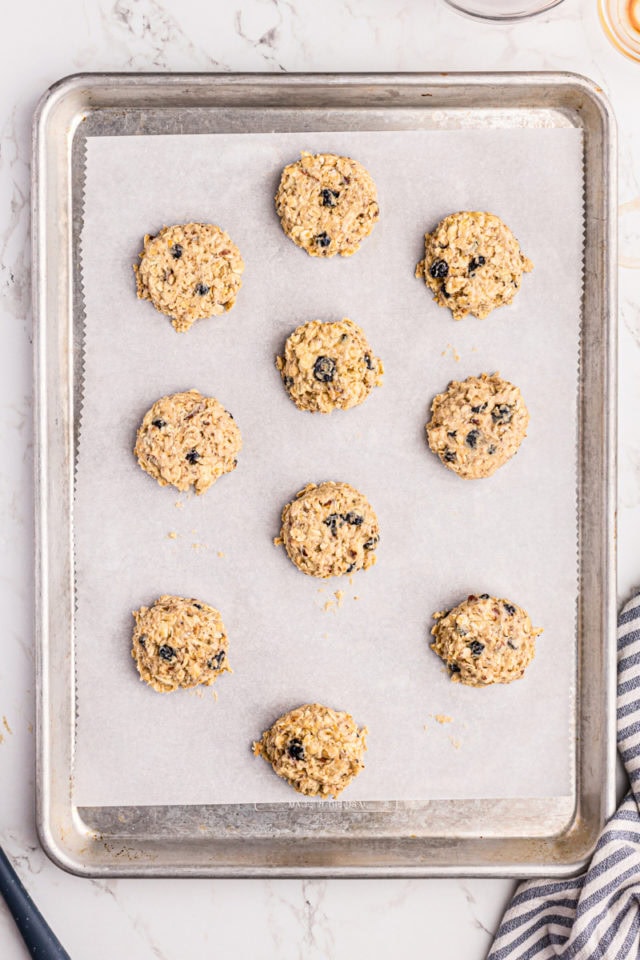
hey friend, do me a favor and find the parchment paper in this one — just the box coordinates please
[74,128,583,806]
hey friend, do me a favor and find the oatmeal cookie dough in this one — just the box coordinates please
[132,594,230,693]
[252,703,368,798]
[276,318,384,413]
[275,152,380,258]
[426,373,529,480]
[415,211,533,320]
[134,389,242,495]
[276,481,380,578]
[134,223,244,332]
[431,594,542,686]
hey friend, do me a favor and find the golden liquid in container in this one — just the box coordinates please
[599,0,640,61]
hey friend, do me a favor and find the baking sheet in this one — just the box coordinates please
[74,128,583,807]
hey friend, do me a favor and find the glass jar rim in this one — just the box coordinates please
[442,0,565,22]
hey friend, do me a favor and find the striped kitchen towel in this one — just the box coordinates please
[488,594,640,960]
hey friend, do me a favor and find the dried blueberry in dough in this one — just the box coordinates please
[275,481,380,578]
[252,703,368,798]
[430,594,542,686]
[132,595,230,693]
[275,152,380,258]
[426,373,529,479]
[134,222,244,332]
[276,318,383,413]
[415,211,533,320]
[134,389,242,495]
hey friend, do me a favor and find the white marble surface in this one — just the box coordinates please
[0,1,638,957]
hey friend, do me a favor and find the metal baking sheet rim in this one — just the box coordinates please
[32,72,618,878]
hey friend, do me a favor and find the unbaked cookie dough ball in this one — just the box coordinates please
[134,222,244,332]
[426,372,529,479]
[252,703,368,798]
[430,594,542,686]
[132,595,230,693]
[415,211,533,320]
[276,318,384,413]
[276,481,380,578]
[134,389,242,495]
[275,152,380,258]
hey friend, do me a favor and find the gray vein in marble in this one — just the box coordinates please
[11,852,44,877]
[0,839,43,885]
[262,879,289,954]
[342,0,384,48]
[0,107,31,327]
[300,879,334,959]
[90,879,172,959]
[100,0,229,70]
[377,878,414,909]
[459,880,495,940]
[621,289,640,347]
[140,932,171,960]
[234,9,286,72]
[91,877,121,902]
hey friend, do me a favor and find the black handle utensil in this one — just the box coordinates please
[0,844,71,959]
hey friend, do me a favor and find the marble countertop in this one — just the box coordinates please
[1,1,638,957]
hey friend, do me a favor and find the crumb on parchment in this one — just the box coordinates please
[441,343,461,362]
[425,713,454,727]
[323,590,347,613]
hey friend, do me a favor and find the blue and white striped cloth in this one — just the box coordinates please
[488,594,640,960]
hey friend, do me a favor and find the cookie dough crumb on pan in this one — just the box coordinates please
[276,318,384,413]
[134,389,242,495]
[415,211,533,320]
[134,222,244,332]
[275,152,380,258]
[252,703,368,798]
[430,594,542,687]
[132,595,230,693]
[277,481,380,578]
[426,372,529,479]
